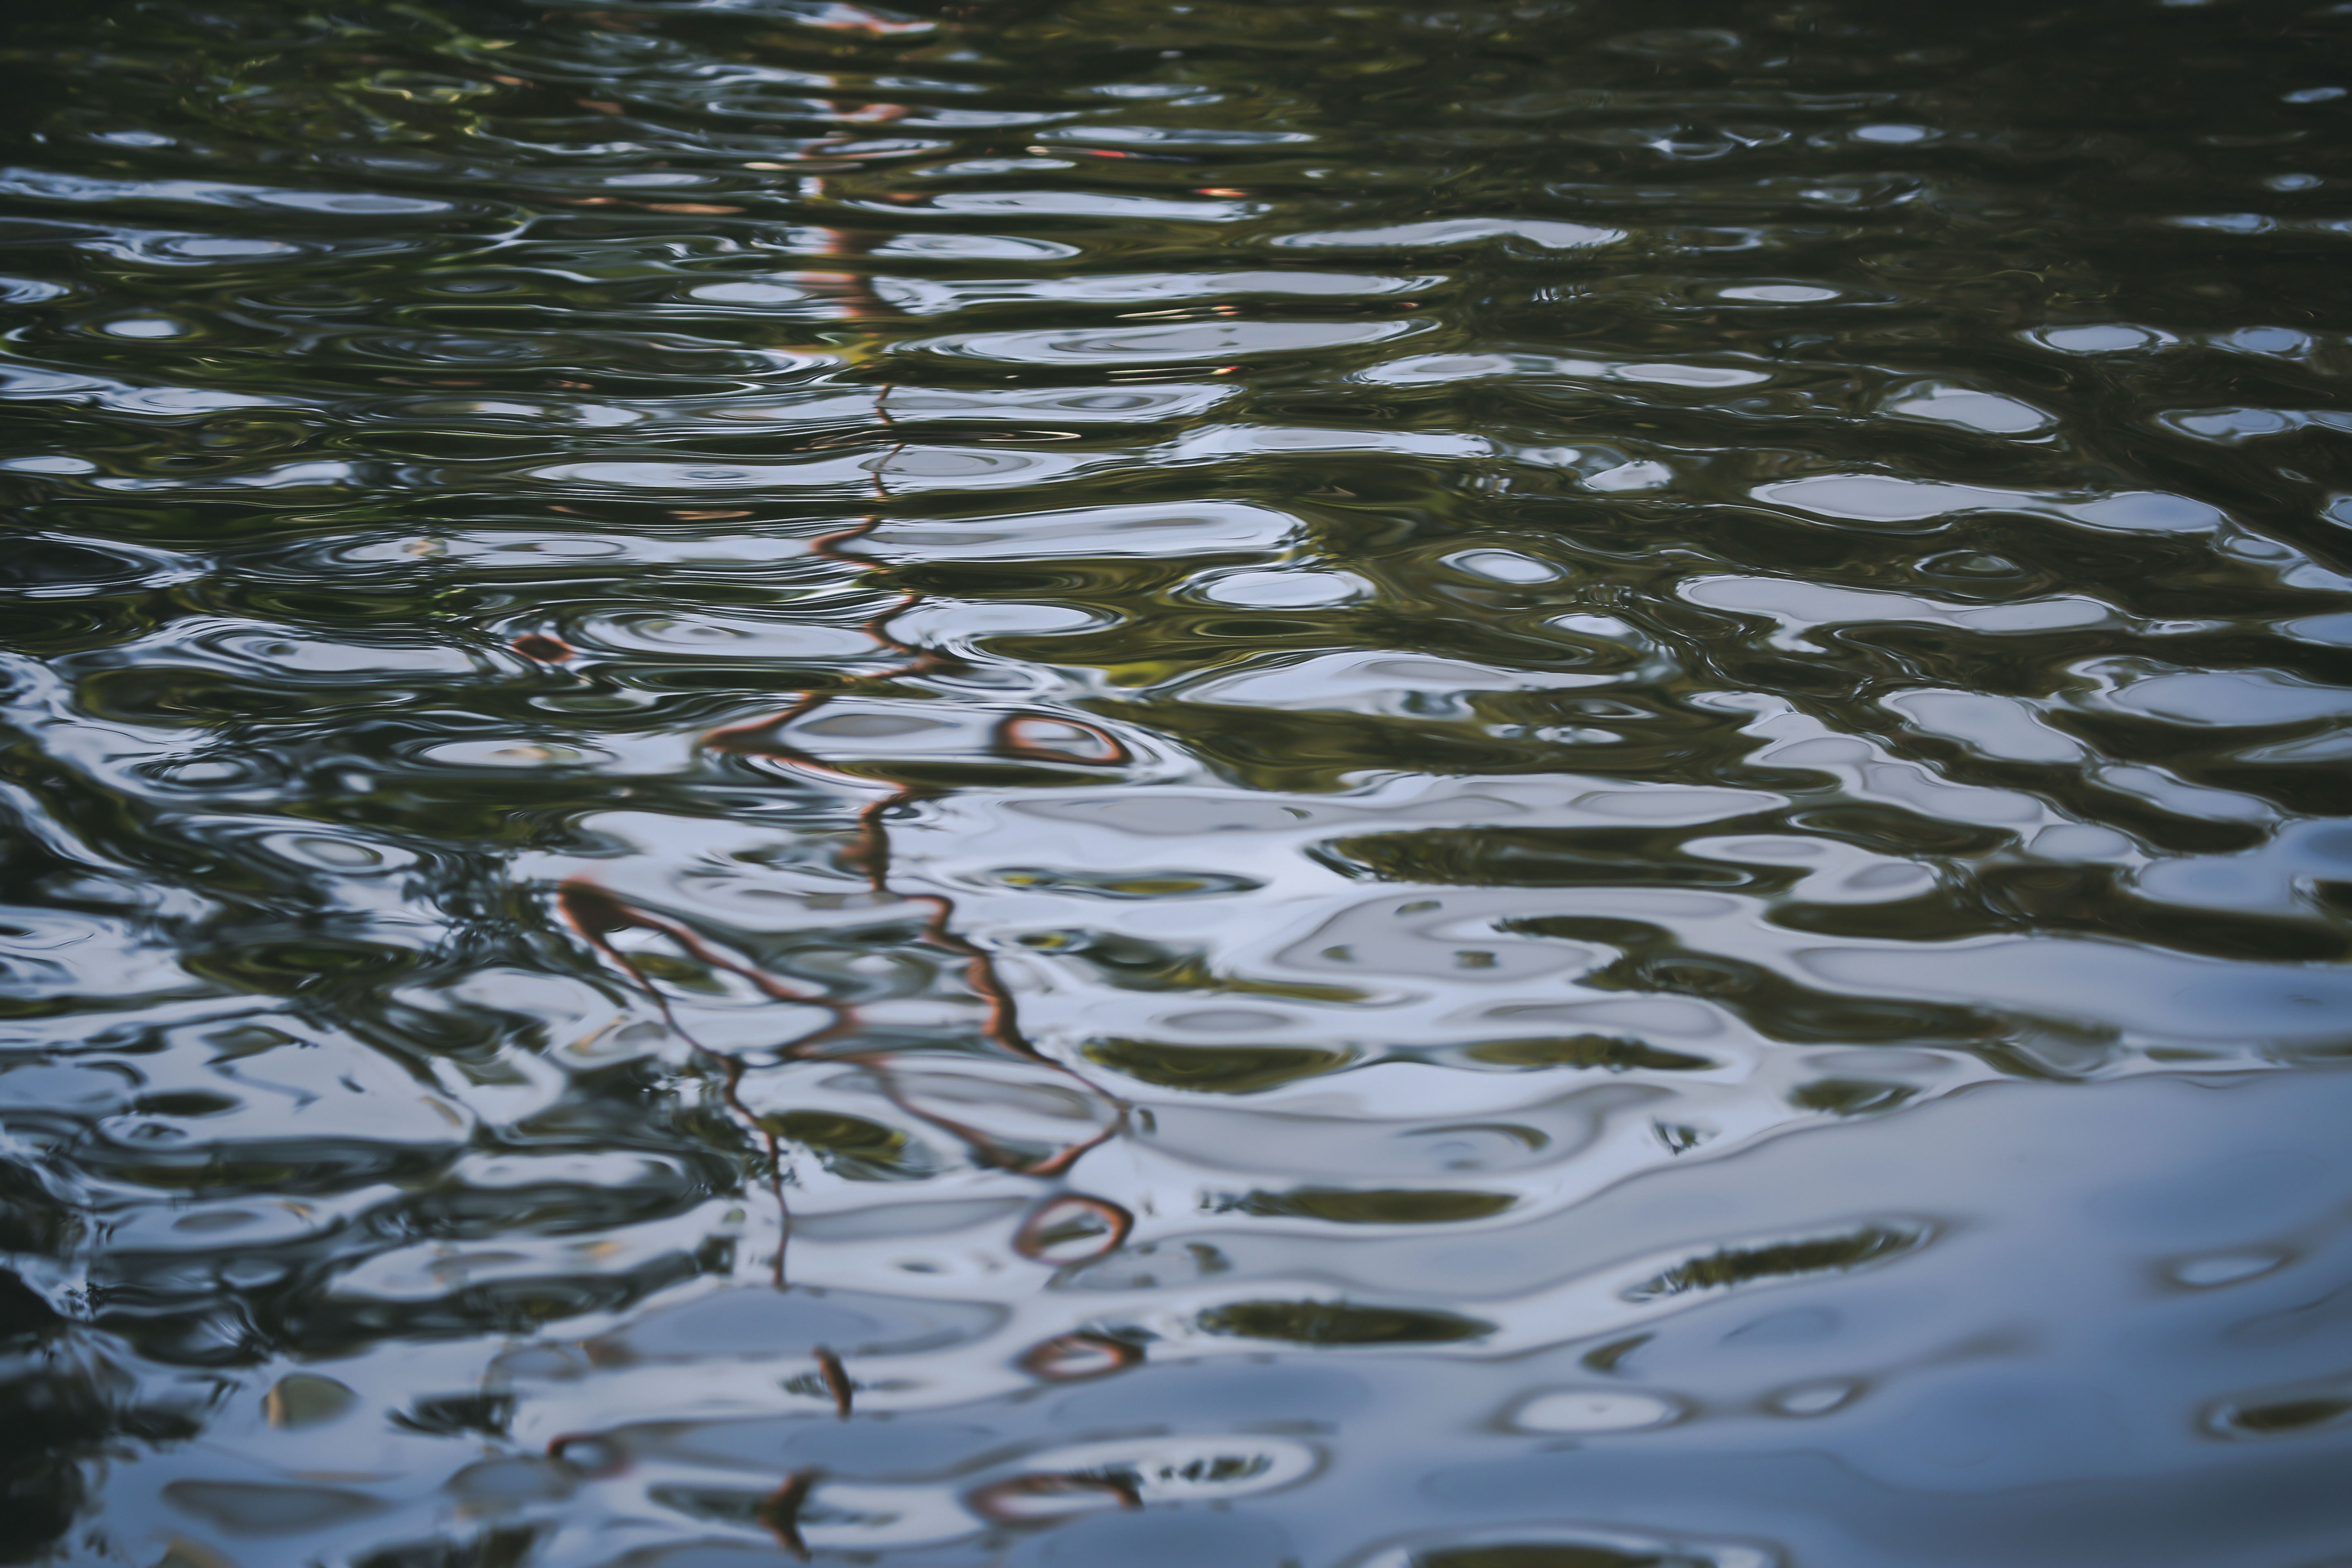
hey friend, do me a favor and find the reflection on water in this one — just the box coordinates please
[1,0,2350,1563]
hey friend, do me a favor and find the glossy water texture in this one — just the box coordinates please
[4,2,2352,1564]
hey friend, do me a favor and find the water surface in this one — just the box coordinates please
[3,2,2351,1565]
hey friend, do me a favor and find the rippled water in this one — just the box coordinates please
[3,1,2352,1564]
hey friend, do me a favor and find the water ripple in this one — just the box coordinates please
[2,2,2351,1565]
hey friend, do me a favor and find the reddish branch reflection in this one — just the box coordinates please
[1014,1194,1135,1263]
[757,1467,822,1561]
[1018,1332,1146,1383]
[815,1345,854,1419]
[968,1470,1143,1525]
[560,331,1133,1305]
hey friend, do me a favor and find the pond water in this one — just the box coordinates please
[2,2,2351,1565]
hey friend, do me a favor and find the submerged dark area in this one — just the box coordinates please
[2,0,2350,1564]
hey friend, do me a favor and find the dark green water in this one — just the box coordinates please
[3,1,2352,1564]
